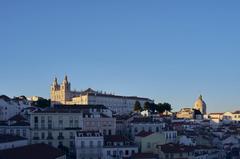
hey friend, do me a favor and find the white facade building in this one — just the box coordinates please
[0,95,31,121]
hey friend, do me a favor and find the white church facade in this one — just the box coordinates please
[50,76,153,114]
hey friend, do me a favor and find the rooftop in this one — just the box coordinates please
[8,114,26,122]
[34,104,108,113]
[104,135,131,143]
[131,117,162,124]
[0,143,65,159]
[157,143,195,153]
[0,134,27,144]
[135,131,154,137]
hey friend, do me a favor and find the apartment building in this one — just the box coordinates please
[30,105,115,155]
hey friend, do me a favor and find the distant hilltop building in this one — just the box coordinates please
[50,76,153,114]
[193,95,206,115]
[176,95,207,119]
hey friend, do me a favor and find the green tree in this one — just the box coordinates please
[149,103,157,113]
[133,101,142,112]
[144,101,150,111]
[156,103,165,114]
[32,98,51,108]
[162,102,172,112]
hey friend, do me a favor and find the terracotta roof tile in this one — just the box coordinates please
[0,143,65,159]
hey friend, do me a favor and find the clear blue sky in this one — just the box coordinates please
[1,0,240,112]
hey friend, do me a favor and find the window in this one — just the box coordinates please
[58,116,63,128]
[107,150,111,156]
[48,116,52,129]
[74,120,79,127]
[58,132,64,139]
[41,116,45,129]
[81,141,85,148]
[33,132,39,140]
[16,129,20,135]
[90,141,93,148]
[70,132,74,139]
[148,127,152,132]
[70,141,74,148]
[10,129,14,134]
[103,130,106,135]
[180,153,183,157]
[156,127,159,132]
[125,150,129,155]
[58,141,63,147]
[69,117,73,127]
[34,116,39,129]
[119,150,123,156]
[34,132,38,137]
[34,116,38,123]
[41,132,45,139]
[97,141,101,147]
[47,132,53,139]
[113,150,116,156]
[166,154,169,159]
[147,142,151,148]
[23,129,26,137]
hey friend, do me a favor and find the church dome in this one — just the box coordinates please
[194,95,206,114]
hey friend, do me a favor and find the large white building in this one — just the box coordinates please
[50,76,153,114]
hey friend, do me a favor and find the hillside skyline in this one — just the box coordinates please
[1,1,240,112]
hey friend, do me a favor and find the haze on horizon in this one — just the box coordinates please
[0,1,240,113]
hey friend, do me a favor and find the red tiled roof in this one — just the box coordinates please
[158,143,195,153]
[0,134,26,143]
[8,114,26,122]
[135,131,154,137]
[0,143,65,159]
